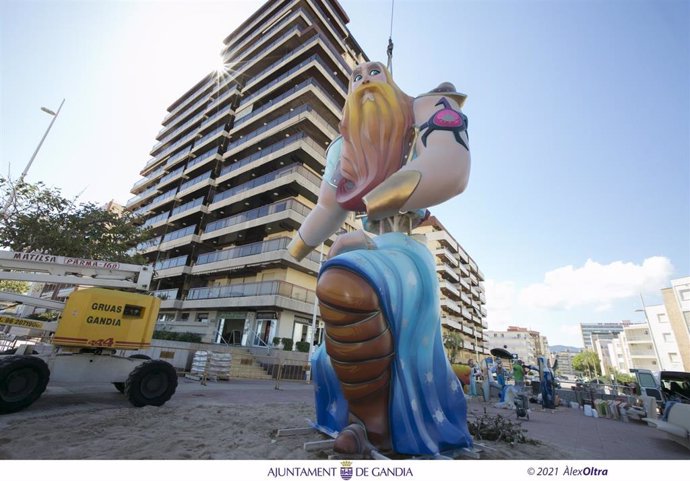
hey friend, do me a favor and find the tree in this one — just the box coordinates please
[572,350,602,379]
[0,280,30,294]
[443,330,463,363]
[0,177,150,263]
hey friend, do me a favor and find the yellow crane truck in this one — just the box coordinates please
[0,251,177,413]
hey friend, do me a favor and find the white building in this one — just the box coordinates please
[639,276,690,371]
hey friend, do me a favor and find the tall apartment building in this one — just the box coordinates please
[579,321,632,351]
[412,216,488,360]
[126,0,366,347]
[554,350,578,378]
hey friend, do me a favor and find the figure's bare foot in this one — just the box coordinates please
[333,423,373,455]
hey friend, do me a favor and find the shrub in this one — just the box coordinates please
[281,337,294,351]
[295,341,310,353]
[153,330,202,343]
[272,336,282,346]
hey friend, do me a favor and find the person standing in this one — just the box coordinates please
[468,359,478,396]
[513,359,525,391]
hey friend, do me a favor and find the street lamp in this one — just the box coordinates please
[306,243,325,382]
[1,99,65,217]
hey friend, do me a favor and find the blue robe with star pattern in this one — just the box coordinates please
[311,232,473,455]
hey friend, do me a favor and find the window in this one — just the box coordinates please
[680,289,690,301]
[663,333,673,343]
[196,312,209,323]
[181,313,190,321]
[669,353,679,363]
[657,313,668,323]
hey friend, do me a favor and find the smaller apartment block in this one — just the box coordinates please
[413,216,488,360]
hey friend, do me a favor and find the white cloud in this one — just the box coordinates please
[484,279,517,331]
[518,256,674,311]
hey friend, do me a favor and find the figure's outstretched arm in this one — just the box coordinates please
[287,179,348,261]
[363,92,471,220]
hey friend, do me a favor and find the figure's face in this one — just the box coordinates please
[350,62,387,91]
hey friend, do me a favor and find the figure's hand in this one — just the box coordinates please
[328,230,376,259]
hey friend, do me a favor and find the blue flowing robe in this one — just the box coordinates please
[311,232,473,455]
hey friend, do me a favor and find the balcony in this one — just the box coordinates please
[126,185,159,209]
[169,196,206,222]
[439,280,461,300]
[185,149,221,175]
[441,317,463,332]
[435,263,459,283]
[177,171,214,198]
[154,255,190,277]
[155,111,206,151]
[131,167,165,194]
[158,166,186,189]
[457,262,470,277]
[152,288,182,309]
[136,235,162,253]
[201,198,311,241]
[226,105,336,157]
[184,279,316,313]
[161,77,216,125]
[223,0,294,54]
[189,125,229,157]
[239,52,344,116]
[210,164,319,212]
[219,133,326,184]
[193,236,322,275]
[227,23,302,71]
[158,225,198,252]
[145,188,178,212]
[434,247,459,267]
[142,210,170,229]
[426,230,458,253]
[440,298,462,316]
[237,74,342,132]
[152,128,201,163]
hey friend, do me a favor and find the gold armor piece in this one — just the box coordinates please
[362,170,422,221]
[287,232,314,261]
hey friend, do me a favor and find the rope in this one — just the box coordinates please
[386,0,395,73]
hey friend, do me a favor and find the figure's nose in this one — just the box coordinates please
[362,78,370,85]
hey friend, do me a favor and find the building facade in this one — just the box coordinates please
[640,276,690,371]
[127,0,366,347]
[412,216,488,361]
[553,350,578,378]
[126,0,488,355]
[485,326,543,366]
[579,321,632,351]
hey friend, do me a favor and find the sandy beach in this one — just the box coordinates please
[0,378,686,461]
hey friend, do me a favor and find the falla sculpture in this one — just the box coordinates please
[288,61,472,456]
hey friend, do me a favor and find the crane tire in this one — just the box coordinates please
[0,355,50,414]
[125,360,177,407]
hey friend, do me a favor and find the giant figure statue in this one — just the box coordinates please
[288,61,472,456]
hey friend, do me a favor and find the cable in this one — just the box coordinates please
[386,0,395,74]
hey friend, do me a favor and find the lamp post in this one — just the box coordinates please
[2,99,65,217]
[306,243,325,382]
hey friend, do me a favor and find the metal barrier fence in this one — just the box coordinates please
[228,349,311,389]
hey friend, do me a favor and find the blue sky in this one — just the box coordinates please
[1,0,688,347]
